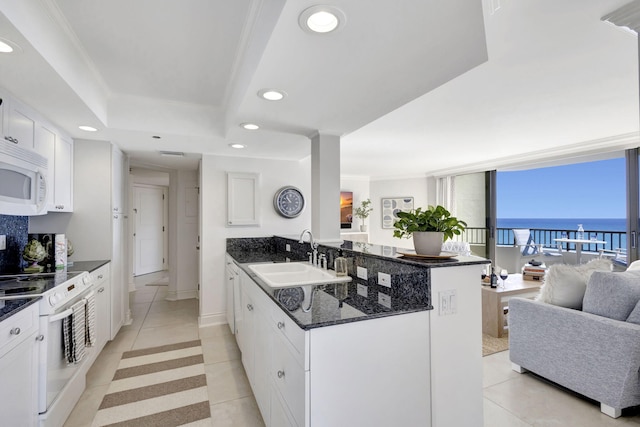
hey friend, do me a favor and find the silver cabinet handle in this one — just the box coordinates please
[35,335,44,341]
[229,276,234,280]
[10,327,20,335]
[277,321,285,329]
[277,370,285,379]
[98,287,105,293]
[247,304,253,311]
[98,274,104,279]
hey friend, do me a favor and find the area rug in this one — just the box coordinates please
[146,277,169,286]
[92,340,211,426]
[483,332,509,356]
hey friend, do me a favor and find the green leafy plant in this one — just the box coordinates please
[392,205,467,241]
[354,199,373,220]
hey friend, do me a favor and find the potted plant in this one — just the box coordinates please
[354,198,373,232]
[392,205,467,255]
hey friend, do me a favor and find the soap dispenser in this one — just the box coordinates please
[334,250,348,277]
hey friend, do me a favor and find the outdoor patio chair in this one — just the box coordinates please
[513,228,563,263]
[599,248,627,271]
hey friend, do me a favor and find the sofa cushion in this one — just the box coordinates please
[626,300,640,325]
[535,259,611,309]
[582,270,640,321]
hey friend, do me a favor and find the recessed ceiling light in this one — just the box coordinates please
[229,143,246,149]
[241,123,260,130]
[78,125,98,132]
[0,38,20,54]
[299,6,346,34]
[258,89,286,101]
[152,135,161,139]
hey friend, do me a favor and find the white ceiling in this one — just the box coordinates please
[0,0,637,176]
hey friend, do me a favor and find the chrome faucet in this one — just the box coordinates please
[299,229,319,266]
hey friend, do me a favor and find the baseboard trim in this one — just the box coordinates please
[198,312,226,328]
[165,289,197,301]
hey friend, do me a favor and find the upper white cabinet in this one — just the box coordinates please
[53,135,73,212]
[3,97,36,150]
[227,172,260,226]
[34,124,56,209]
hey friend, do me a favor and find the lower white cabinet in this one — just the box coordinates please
[0,304,40,426]
[237,270,431,427]
[93,264,111,352]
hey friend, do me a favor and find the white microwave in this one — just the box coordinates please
[0,139,48,216]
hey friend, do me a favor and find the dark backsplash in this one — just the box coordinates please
[0,215,28,274]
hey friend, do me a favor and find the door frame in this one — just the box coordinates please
[132,183,169,276]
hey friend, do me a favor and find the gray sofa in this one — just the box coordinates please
[509,269,640,418]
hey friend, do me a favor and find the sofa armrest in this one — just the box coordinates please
[509,297,640,409]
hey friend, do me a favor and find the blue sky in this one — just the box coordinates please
[497,157,626,219]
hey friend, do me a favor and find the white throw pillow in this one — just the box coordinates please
[627,260,640,271]
[535,258,612,309]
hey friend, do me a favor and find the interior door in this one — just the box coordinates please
[134,185,167,276]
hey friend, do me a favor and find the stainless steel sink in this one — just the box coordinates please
[248,262,352,288]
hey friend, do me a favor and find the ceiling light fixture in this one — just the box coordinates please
[159,151,184,157]
[152,135,161,139]
[78,125,98,132]
[299,6,346,34]
[241,123,260,130]
[0,38,20,54]
[258,89,286,101]
[229,143,246,149]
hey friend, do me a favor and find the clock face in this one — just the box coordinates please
[275,287,304,311]
[274,186,305,218]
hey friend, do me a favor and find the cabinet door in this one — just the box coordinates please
[111,216,124,339]
[239,286,256,383]
[5,98,35,149]
[225,266,236,334]
[34,125,56,210]
[0,332,39,425]
[227,172,260,226]
[94,266,111,351]
[53,135,73,211]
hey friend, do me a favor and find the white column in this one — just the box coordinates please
[310,132,341,243]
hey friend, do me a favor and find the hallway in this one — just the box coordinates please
[63,271,264,426]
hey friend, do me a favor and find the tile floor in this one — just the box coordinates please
[65,272,640,426]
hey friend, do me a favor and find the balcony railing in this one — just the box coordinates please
[454,227,626,254]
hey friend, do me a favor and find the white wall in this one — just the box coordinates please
[199,155,312,326]
[130,167,170,186]
[368,177,431,248]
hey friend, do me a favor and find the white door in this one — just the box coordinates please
[134,185,167,276]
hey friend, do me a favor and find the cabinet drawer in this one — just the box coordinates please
[270,304,307,365]
[271,334,306,427]
[0,304,39,357]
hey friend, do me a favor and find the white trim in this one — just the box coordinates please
[198,312,227,328]
[165,289,197,301]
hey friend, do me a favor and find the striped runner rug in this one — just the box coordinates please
[93,340,212,426]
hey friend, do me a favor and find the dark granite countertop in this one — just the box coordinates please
[0,297,39,323]
[69,260,110,273]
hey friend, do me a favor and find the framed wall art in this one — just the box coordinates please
[381,197,414,229]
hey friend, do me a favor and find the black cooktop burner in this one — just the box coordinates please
[0,271,85,296]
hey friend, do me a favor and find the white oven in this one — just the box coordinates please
[0,139,48,216]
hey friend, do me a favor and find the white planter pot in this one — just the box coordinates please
[413,231,444,255]
[360,224,367,232]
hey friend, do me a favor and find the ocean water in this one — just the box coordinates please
[497,218,625,232]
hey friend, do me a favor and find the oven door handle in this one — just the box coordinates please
[49,308,74,323]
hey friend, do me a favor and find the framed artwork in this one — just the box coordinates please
[340,191,353,229]
[381,197,414,229]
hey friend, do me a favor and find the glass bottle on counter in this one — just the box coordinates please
[490,266,498,288]
[334,250,348,276]
[577,224,584,240]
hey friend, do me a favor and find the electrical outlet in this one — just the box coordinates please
[378,272,391,287]
[285,244,291,252]
[357,283,368,297]
[378,292,391,308]
[356,266,368,280]
[0,235,5,250]
[439,290,457,316]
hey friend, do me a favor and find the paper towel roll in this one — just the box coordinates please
[55,234,67,270]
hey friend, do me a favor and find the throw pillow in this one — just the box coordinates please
[582,270,640,321]
[627,260,640,271]
[535,258,612,309]
[626,299,640,325]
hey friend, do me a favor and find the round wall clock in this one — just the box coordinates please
[273,186,305,218]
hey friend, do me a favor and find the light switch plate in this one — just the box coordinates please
[356,266,368,280]
[285,244,291,252]
[378,292,391,308]
[439,290,457,316]
[357,283,368,298]
[0,235,5,251]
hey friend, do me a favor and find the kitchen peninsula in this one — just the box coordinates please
[226,236,488,427]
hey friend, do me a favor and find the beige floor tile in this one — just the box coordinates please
[484,398,532,427]
[201,333,241,365]
[131,289,158,303]
[63,384,109,427]
[149,298,198,313]
[85,351,122,387]
[199,324,233,339]
[484,373,628,427]
[101,329,138,355]
[205,359,253,405]
[142,307,198,328]
[209,396,265,427]
[132,323,200,350]
[483,350,520,389]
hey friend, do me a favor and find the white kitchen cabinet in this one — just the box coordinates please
[93,264,111,352]
[237,269,430,427]
[2,96,36,150]
[0,304,40,426]
[53,134,73,212]
[34,124,56,209]
[111,214,124,338]
[225,256,239,334]
[227,172,260,226]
